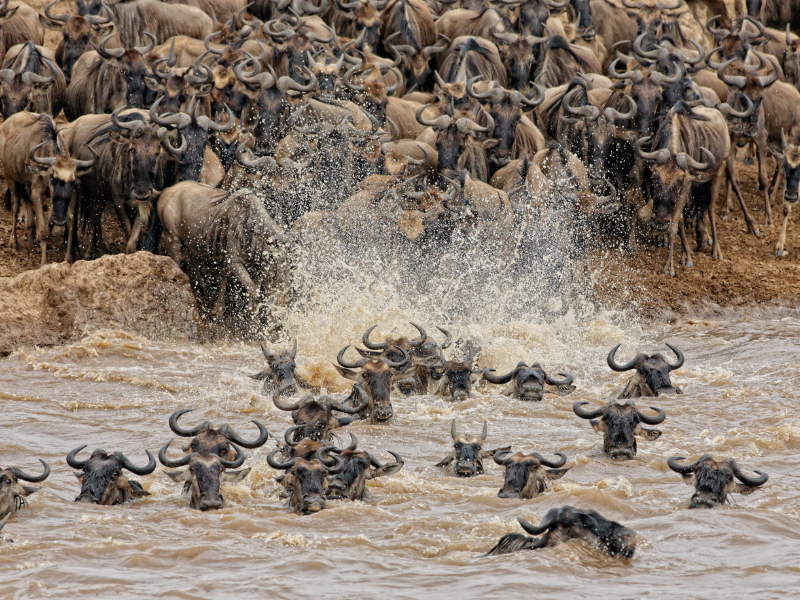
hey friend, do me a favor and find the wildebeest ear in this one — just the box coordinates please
[274,474,285,483]
[96,25,114,37]
[221,467,251,483]
[435,454,455,467]
[544,467,570,480]
[108,130,127,143]
[590,419,607,432]
[249,368,271,380]
[371,461,404,479]
[126,480,150,498]
[73,471,84,478]
[26,162,50,175]
[734,483,759,495]
[164,469,188,482]
[21,485,41,496]
[333,364,359,381]
[638,427,661,441]
[39,14,64,31]
[481,138,499,149]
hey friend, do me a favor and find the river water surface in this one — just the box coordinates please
[1,307,799,599]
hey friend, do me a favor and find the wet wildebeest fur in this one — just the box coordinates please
[434,343,481,401]
[0,459,49,520]
[483,362,575,401]
[607,343,684,398]
[267,445,345,513]
[326,434,404,500]
[159,438,249,510]
[436,419,508,477]
[167,408,270,459]
[250,339,316,396]
[67,446,157,504]
[573,399,666,460]
[668,454,769,509]
[494,450,569,499]
[481,506,636,558]
[273,383,368,443]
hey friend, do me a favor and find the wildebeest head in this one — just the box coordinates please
[249,338,309,394]
[483,362,574,401]
[607,342,684,397]
[436,419,497,477]
[159,439,249,510]
[573,399,666,460]
[342,59,401,124]
[669,454,769,508]
[273,385,368,442]
[67,446,156,504]
[0,49,59,118]
[167,409,269,460]
[494,450,569,499]
[326,434,404,500]
[267,445,344,513]
[389,34,449,93]
[489,21,548,90]
[482,506,636,558]
[335,345,409,421]
[779,127,800,203]
[0,459,49,520]
[94,33,156,109]
[41,0,113,82]
[27,140,96,227]
[437,343,479,401]
[715,52,779,139]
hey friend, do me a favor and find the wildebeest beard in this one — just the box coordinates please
[495,451,569,499]
[669,454,769,509]
[574,400,666,460]
[0,460,49,519]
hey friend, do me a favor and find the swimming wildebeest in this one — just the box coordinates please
[493,450,570,498]
[482,362,575,401]
[67,446,157,504]
[481,506,636,558]
[668,454,769,508]
[0,459,50,519]
[267,445,345,514]
[607,343,684,398]
[273,384,368,443]
[250,338,316,396]
[435,419,508,477]
[167,409,269,459]
[326,434,404,500]
[573,400,666,460]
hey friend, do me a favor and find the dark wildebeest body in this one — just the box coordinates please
[108,0,212,48]
[607,343,684,398]
[668,454,769,509]
[494,450,569,498]
[67,446,157,504]
[267,446,344,513]
[0,0,45,63]
[483,362,575,401]
[482,506,636,558]
[326,435,404,500]
[436,419,508,477]
[773,127,800,256]
[573,399,666,460]
[273,384,368,443]
[250,339,316,396]
[0,459,49,520]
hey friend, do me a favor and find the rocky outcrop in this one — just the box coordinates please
[0,252,198,354]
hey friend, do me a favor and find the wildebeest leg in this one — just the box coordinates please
[31,180,49,265]
[726,150,759,236]
[769,162,784,207]
[756,137,773,226]
[85,201,106,260]
[65,196,77,263]
[7,186,19,251]
[142,213,163,253]
[113,198,133,237]
[126,214,143,254]
[663,186,689,277]
[229,259,259,304]
[775,202,793,257]
[721,178,732,220]
[678,216,693,267]
[709,169,724,260]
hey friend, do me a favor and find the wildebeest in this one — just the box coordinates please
[167,408,269,459]
[63,107,184,257]
[108,0,213,48]
[435,419,506,477]
[483,362,575,401]
[668,454,769,509]
[481,506,636,558]
[434,342,481,401]
[0,42,65,118]
[273,384,368,443]
[67,446,157,504]
[0,111,95,265]
[159,438,249,510]
[157,182,291,322]
[0,0,45,63]
[267,445,345,513]
[326,435,404,500]
[334,344,410,421]
[0,459,49,520]
[250,339,316,396]
[573,399,666,460]
[607,343,684,398]
[493,450,569,498]
[773,127,800,256]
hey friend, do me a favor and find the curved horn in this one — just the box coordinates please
[573,401,607,419]
[729,459,769,487]
[316,446,345,474]
[152,56,176,82]
[483,367,516,384]
[267,448,301,470]
[675,146,714,171]
[277,67,317,93]
[493,450,514,466]
[218,442,246,469]
[635,136,671,163]
[562,86,600,120]
[673,39,705,66]
[117,450,157,475]
[204,30,225,55]
[755,54,781,88]
[284,424,304,446]
[415,103,451,129]
[450,418,458,440]
[544,372,573,386]
[330,384,369,413]
[532,452,567,468]
[716,59,746,89]
[607,57,643,83]
[361,324,387,350]
[607,344,638,371]
[636,405,667,425]
[157,127,188,156]
[489,20,518,45]
[466,75,501,102]
[158,439,196,468]
[221,420,269,448]
[21,58,57,86]
[66,445,89,469]
[185,62,214,86]
[95,33,125,59]
[198,102,235,132]
[345,432,358,452]
[480,420,487,441]
[306,22,335,44]
[337,344,369,369]
[236,140,278,170]
[380,346,410,370]
[273,384,302,411]
[423,35,451,60]
[604,94,637,122]
[664,343,684,370]
[718,93,754,119]
[44,0,71,22]
[408,322,426,346]
[667,454,703,474]
[436,325,452,349]
[134,31,156,55]
[169,409,206,437]
[9,459,50,482]
[518,507,562,535]
[29,142,57,168]
[633,33,668,61]
[149,96,191,128]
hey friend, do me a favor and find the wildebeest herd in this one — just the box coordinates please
[0,0,798,326]
[0,324,771,560]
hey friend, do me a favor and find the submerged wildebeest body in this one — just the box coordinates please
[481,506,636,558]
[167,409,269,459]
[159,438,249,510]
[436,419,508,477]
[607,343,684,398]
[157,182,291,323]
[67,446,157,505]
[250,339,316,396]
[573,399,666,460]
[326,434,404,500]
[0,459,49,520]
[494,450,569,498]
[668,454,769,509]
[267,445,345,514]
[483,362,575,401]
[272,384,368,443]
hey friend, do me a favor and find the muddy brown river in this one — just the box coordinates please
[1,305,799,598]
